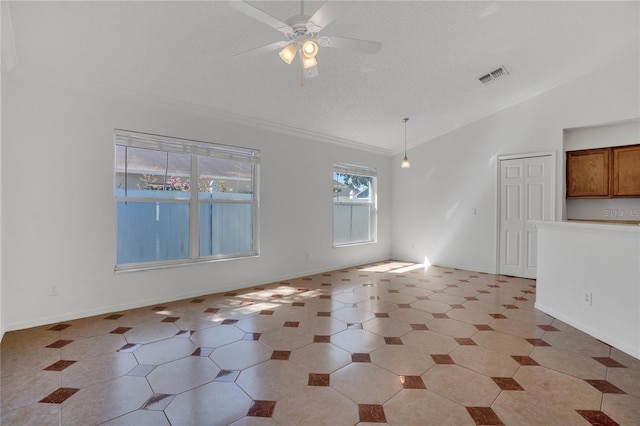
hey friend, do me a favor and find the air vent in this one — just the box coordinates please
[478,66,509,85]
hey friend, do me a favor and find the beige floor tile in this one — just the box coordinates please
[461,300,505,314]
[61,376,152,425]
[1,370,61,411]
[0,327,60,354]
[473,330,533,356]
[133,336,197,366]
[236,359,309,400]
[190,324,245,348]
[272,305,316,322]
[259,326,314,351]
[606,365,640,397]
[102,409,171,426]
[331,291,371,304]
[443,307,494,325]
[174,316,220,331]
[530,346,607,379]
[493,391,591,426]
[289,342,351,373]
[602,394,640,425]
[541,331,612,358]
[409,299,451,314]
[426,319,478,338]
[357,299,400,314]
[450,345,520,377]
[61,317,122,339]
[370,344,435,376]
[61,351,137,388]
[0,402,60,426]
[330,362,403,404]
[210,340,273,370]
[422,364,501,406]
[123,322,181,344]
[299,316,347,335]
[379,292,418,305]
[387,308,434,324]
[331,307,376,323]
[165,381,251,426]
[514,366,602,410]
[354,286,396,297]
[1,347,60,379]
[113,308,165,327]
[60,333,126,359]
[146,356,220,394]
[402,330,458,354]
[330,329,385,353]
[363,317,412,337]
[235,315,283,333]
[503,308,553,324]
[490,318,545,339]
[610,347,640,370]
[384,389,475,426]
[272,385,359,426]
[229,417,278,426]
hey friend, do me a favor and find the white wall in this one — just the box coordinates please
[1,68,391,331]
[391,49,640,271]
[534,221,640,358]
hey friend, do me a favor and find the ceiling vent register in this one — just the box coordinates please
[479,66,509,85]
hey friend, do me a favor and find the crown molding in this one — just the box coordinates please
[1,1,18,73]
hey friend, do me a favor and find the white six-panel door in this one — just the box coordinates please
[499,154,554,279]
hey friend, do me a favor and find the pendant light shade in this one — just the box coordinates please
[302,39,318,58]
[401,118,410,168]
[279,44,298,64]
[302,56,317,69]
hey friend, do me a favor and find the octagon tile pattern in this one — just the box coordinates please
[1,261,639,425]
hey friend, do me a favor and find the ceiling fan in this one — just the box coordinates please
[228,0,382,82]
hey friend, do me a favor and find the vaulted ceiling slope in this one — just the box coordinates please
[4,1,639,153]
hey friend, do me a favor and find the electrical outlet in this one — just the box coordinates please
[305,252,310,262]
[49,285,58,296]
[583,291,592,306]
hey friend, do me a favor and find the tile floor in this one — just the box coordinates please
[1,261,639,425]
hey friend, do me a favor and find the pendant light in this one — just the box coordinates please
[401,118,410,168]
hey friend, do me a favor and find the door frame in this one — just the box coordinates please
[495,151,557,276]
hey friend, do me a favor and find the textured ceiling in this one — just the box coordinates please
[5,1,639,153]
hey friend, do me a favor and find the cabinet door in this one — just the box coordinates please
[612,144,640,196]
[566,148,610,198]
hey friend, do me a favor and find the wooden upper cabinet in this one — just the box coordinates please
[566,148,610,198]
[612,145,640,196]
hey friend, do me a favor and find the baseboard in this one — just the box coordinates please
[3,257,391,333]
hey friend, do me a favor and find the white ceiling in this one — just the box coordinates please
[5,1,639,153]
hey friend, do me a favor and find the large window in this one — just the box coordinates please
[114,130,259,270]
[333,163,377,246]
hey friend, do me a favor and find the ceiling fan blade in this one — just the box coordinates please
[234,40,290,58]
[305,2,345,33]
[228,1,293,35]
[317,36,381,54]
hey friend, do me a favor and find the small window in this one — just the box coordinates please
[114,130,259,270]
[333,163,377,246]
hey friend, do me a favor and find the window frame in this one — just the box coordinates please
[114,129,260,271]
[332,162,378,247]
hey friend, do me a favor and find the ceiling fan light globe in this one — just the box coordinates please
[279,44,298,64]
[302,56,317,69]
[302,39,318,58]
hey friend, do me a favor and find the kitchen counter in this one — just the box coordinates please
[531,220,639,359]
